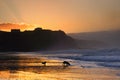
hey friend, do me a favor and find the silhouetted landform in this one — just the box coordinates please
[69,30,120,48]
[68,31,118,48]
[0,28,76,51]
[75,39,106,49]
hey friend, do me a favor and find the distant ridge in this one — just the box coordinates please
[0,28,77,52]
[69,30,120,48]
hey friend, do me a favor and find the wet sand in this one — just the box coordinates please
[0,66,120,80]
[0,54,120,80]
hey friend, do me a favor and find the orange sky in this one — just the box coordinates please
[0,23,37,31]
[0,0,120,33]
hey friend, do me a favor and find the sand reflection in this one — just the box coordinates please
[0,53,120,80]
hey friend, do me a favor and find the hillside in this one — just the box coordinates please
[69,30,120,48]
[0,28,77,51]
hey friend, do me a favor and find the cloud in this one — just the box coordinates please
[0,23,35,31]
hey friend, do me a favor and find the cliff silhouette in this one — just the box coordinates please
[0,28,76,52]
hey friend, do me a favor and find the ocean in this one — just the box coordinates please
[0,48,120,80]
[41,48,120,69]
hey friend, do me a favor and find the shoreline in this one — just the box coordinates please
[0,53,120,80]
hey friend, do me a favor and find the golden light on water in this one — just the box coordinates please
[0,53,120,80]
[0,68,120,80]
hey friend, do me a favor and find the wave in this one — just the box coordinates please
[44,48,120,69]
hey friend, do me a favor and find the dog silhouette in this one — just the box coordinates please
[41,61,46,66]
[63,61,71,67]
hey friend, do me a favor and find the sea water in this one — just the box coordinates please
[0,48,120,80]
[42,48,120,69]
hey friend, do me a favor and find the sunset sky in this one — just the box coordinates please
[0,0,120,33]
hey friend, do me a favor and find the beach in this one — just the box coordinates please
[0,67,120,80]
[0,49,120,80]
